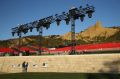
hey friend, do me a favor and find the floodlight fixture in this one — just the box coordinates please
[30,27,33,32]
[36,27,40,32]
[86,4,95,18]
[43,23,50,29]
[55,14,61,26]
[78,6,85,22]
[69,7,79,20]
[17,32,20,36]
[12,32,15,36]
[62,12,70,25]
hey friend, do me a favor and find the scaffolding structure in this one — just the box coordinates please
[11,4,95,55]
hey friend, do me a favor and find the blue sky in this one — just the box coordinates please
[0,0,120,40]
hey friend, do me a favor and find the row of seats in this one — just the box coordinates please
[0,42,120,54]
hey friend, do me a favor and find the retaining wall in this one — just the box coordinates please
[0,54,120,73]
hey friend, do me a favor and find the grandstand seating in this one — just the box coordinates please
[48,42,120,53]
[20,47,36,53]
[0,47,14,53]
[0,42,120,55]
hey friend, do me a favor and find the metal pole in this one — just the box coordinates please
[70,17,76,55]
[19,33,22,56]
[38,26,43,55]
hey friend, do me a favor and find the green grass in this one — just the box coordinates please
[0,72,120,79]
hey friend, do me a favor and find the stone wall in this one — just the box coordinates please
[0,54,120,73]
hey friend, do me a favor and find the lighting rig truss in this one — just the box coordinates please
[11,4,95,55]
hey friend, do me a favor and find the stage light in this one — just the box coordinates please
[69,7,79,20]
[56,19,61,26]
[86,4,94,18]
[30,27,33,32]
[23,29,28,34]
[65,18,70,25]
[55,14,61,26]
[17,32,20,36]
[36,27,40,32]
[63,12,70,25]
[79,6,85,22]
[87,11,93,18]
[12,32,15,36]
[42,18,51,29]
[79,14,85,22]
[44,24,50,29]
[37,20,42,27]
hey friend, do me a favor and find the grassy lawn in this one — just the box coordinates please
[0,72,120,79]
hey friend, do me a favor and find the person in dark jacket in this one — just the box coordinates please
[22,61,28,72]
